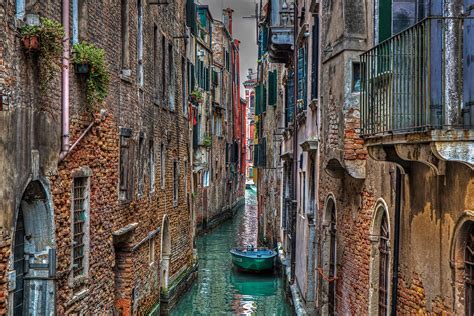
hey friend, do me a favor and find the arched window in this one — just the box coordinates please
[368,199,391,316]
[465,224,474,315]
[320,194,337,315]
[378,212,390,315]
[328,204,337,314]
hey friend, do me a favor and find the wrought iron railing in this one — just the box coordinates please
[361,17,474,137]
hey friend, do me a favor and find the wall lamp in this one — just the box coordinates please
[0,88,12,111]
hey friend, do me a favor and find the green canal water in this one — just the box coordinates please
[170,189,292,315]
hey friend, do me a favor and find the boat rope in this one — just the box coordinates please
[317,267,338,283]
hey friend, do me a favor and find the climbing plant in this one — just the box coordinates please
[72,42,110,109]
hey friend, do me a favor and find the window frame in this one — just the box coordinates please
[71,173,91,281]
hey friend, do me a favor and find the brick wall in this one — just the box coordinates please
[0,0,193,314]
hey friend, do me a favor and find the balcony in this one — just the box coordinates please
[361,17,474,169]
[268,0,294,63]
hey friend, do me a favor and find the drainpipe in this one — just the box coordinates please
[61,0,70,158]
[391,168,402,315]
[290,0,299,284]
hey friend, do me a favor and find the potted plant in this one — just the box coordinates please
[189,89,203,105]
[202,135,212,148]
[20,24,40,51]
[20,18,64,96]
[72,42,110,108]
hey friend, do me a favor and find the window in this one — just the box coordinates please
[369,201,391,315]
[203,170,209,187]
[137,0,144,87]
[285,71,295,127]
[138,134,144,195]
[352,62,361,93]
[160,144,165,189]
[72,177,89,277]
[149,238,156,265]
[72,0,88,44]
[378,212,390,315]
[153,24,159,98]
[311,15,319,100]
[297,45,308,109]
[121,0,130,71]
[16,0,26,20]
[149,140,155,192]
[119,128,133,200]
[465,224,474,315]
[182,57,187,115]
[328,206,337,315]
[173,160,179,206]
[377,0,426,43]
[162,35,166,101]
[169,43,175,110]
[268,70,277,106]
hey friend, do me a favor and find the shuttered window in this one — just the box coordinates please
[268,70,277,106]
[285,71,295,126]
[297,46,307,110]
[255,84,267,115]
[378,0,392,42]
[311,15,319,100]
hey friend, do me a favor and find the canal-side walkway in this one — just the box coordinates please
[170,189,292,315]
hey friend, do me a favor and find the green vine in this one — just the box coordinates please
[72,42,110,109]
[20,18,65,95]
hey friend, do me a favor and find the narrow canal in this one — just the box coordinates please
[171,189,292,315]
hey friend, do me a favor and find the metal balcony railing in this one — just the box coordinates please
[361,17,474,137]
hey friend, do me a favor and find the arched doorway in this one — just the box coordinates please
[12,181,55,315]
[160,215,171,291]
[319,194,337,315]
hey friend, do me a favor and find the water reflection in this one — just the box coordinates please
[170,189,291,315]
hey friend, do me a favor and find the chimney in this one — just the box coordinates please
[223,8,234,35]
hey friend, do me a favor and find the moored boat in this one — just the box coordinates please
[230,246,277,272]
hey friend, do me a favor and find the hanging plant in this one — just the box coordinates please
[72,42,110,109]
[20,18,65,94]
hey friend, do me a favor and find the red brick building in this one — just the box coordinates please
[0,1,195,314]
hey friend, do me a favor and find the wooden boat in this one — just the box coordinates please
[230,246,277,272]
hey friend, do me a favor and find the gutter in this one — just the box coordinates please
[61,0,70,157]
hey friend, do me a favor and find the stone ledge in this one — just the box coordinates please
[159,262,199,315]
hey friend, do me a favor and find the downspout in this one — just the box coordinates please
[391,167,402,315]
[290,0,299,284]
[60,0,70,159]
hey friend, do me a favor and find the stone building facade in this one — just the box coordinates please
[190,5,245,234]
[0,0,196,314]
[257,0,474,315]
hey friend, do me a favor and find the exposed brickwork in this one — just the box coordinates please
[0,1,194,314]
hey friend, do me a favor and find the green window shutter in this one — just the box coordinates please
[262,85,267,113]
[268,70,277,106]
[379,0,392,42]
[255,85,262,115]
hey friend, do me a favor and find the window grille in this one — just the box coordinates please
[465,224,474,315]
[328,207,337,314]
[378,212,390,315]
[73,177,88,277]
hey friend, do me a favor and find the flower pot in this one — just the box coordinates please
[22,36,40,51]
[75,63,90,74]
